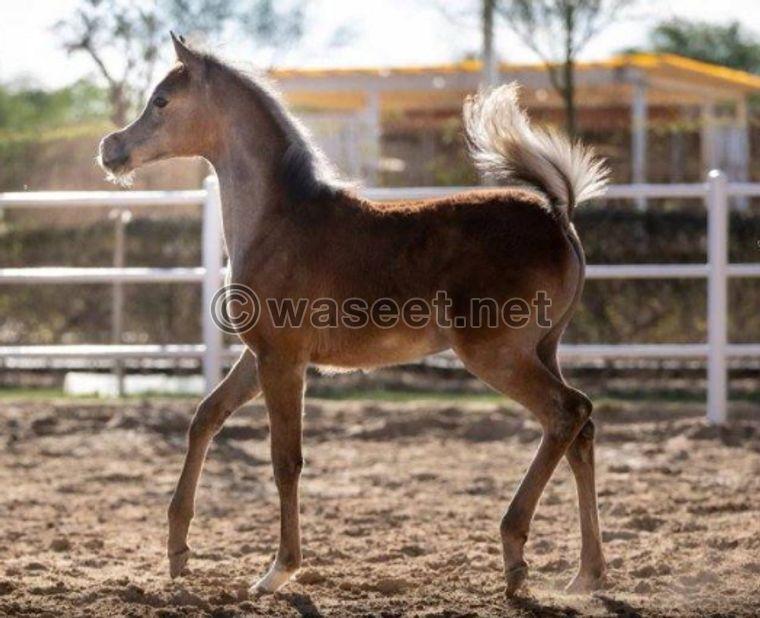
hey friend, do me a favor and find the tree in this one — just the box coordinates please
[497,0,635,137]
[432,1,635,136]
[56,0,310,126]
[56,1,161,125]
[642,19,760,74]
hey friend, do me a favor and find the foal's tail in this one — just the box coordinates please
[463,83,608,220]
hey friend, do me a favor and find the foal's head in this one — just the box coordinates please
[100,33,341,201]
[99,33,216,183]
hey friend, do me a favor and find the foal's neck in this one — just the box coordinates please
[208,91,286,269]
[211,145,277,268]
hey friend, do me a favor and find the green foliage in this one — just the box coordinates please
[643,19,760,74]
[168,0,308,47]
[0,78,108,191]
[240,0,306,47]
[0,80,109,134]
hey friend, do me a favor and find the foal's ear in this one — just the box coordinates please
[170,31,204,75]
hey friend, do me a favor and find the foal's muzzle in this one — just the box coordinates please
[99,134,131,172]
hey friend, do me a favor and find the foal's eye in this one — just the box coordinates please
[153,96,168,108]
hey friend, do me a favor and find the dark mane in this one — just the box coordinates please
[201,53,345,202]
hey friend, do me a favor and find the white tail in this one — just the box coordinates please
[463,83,609,218]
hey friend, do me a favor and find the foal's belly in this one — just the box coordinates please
[310,326,449,370]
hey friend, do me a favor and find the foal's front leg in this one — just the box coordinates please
[167,350,261,577]
[251,355,306,595]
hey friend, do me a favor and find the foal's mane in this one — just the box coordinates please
[201,52,345,202]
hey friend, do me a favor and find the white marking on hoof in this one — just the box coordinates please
[565,570,607,594]
[249,562,297,596]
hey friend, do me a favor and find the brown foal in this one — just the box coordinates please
[99,33,609,597]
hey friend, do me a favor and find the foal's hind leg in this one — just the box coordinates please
[564,419,606,592]
[540,350,606,592]
[454,345,592,596]
[167,350,261,577]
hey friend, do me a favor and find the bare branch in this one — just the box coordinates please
[496,0,637,137]
[56,0,315,123]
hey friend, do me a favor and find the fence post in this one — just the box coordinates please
[706,169,728,424]
[202,175,224,392]
[631,78,648,210]
[110,208,131,397]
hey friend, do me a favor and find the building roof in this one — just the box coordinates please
[271,53,760,116]
[272,53,760,92]
[609,53,760,91]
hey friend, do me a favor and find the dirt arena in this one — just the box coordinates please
[1,397,759,617]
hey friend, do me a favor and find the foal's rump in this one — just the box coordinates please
[363,186,581,308]
[430,191,582,343]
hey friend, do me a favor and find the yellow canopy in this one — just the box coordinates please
[271,53,760,113]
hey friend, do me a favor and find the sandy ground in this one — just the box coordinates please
[1,397,759,617]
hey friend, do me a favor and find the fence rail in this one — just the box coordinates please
[1,171,759,423]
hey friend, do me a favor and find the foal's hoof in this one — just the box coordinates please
[505,561,529,597]
[565,570,607,594]
[249,562,297,596]
[168,547,191,579]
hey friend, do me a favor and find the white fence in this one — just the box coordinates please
[1,171,759,423]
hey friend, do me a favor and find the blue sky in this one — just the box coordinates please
[2,0,759,89]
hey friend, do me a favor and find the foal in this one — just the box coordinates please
[99,33,608,597]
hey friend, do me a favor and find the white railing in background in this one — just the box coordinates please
[1,171,759,423]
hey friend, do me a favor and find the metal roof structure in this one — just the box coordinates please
[269,54,758,187]
[272,53,760,111]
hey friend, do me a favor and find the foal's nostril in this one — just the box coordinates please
[103,152,130,170]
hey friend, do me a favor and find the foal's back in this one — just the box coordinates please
[284,186,578,306]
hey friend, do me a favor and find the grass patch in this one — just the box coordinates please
[0,387,67,399]
[310,389,507,403]
[0,385,756,405]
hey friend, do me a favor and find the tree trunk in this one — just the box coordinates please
[109,85,129,127]
[562,4,577,139]
[562,57,577,138]
[482,0,498,87]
